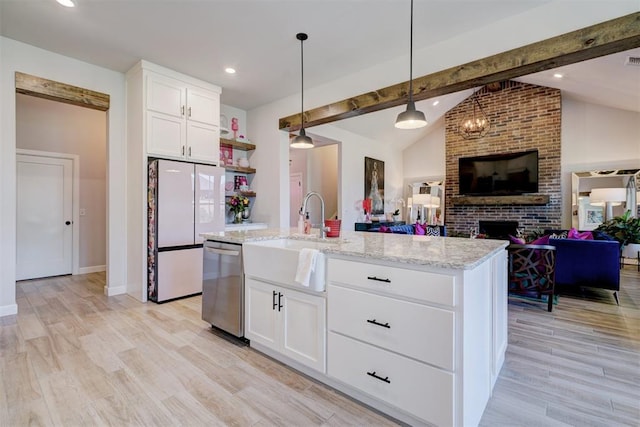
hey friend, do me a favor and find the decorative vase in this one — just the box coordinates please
[233,212,243,224]
[241,207,250,221]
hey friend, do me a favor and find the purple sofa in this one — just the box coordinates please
[545,237,620,303]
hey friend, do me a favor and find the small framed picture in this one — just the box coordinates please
[581,206,604,230]
[585,208,603,225]
[220,145,233,165]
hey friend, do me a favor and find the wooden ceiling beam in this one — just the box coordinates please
[15,72,110,111]
[279,12,640,131]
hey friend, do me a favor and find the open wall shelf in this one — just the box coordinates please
[220,137,256,151]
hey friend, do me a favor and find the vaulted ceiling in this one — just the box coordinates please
[2,1,638,148]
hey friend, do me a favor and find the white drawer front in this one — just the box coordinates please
[328,285,454,371]
[328,332,454,427]
[328,258,455,306]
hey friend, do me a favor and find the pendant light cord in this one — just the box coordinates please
[408,0,414,103]
[300,36,304,130]
[299,34,306,132]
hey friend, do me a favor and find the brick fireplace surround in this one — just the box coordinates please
[445,81,562,236]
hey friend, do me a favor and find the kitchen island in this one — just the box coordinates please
[201,229,508,427]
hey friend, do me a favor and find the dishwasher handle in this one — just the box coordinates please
[204,247,241,257]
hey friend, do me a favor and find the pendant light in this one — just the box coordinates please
[395,0,427,130]
[458,89,490,139]
[290,33,314,149]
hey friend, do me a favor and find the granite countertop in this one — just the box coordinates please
[201,228,508,270]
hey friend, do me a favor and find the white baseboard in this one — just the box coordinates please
[0,304,18,317]
[78,265,106,274]
[104,285,126,296]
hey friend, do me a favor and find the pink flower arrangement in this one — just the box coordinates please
[227,194,249,215]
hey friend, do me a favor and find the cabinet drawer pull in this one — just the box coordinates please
[366,371,391,384]
[366,319,390,329]
[278,292,283,311]
[272,290,278,310]
[188,106,192,117]
[367,276,391,283]
[181,105,185,116]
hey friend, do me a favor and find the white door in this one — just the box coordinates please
[290,172,303,227]
[16,154,73,280]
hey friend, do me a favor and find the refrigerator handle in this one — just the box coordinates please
[204,247,241,257]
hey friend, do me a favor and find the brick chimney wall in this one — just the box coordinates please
[445,81,562,236]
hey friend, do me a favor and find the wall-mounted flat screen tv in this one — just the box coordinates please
[458,150,539,196]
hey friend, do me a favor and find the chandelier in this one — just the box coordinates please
[458,91,490,139]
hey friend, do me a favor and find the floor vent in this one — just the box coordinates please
[625,56,640,66]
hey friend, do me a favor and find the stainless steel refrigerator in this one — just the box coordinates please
[148,159,225,302]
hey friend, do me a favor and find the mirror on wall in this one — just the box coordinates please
[406,179,445,225]
[572,169,639,230]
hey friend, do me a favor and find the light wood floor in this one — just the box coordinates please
[1,267,638,426]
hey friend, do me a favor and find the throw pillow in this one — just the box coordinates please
[531,234,550,245]
[509,235,526,245]
[568,228,593,240]
[378,225,392,233]
[592,230,615,241]
[414,223,426,235]
[425,225,441,236]
[549,230,568,239]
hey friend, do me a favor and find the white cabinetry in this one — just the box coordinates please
[129,60,221,164]
[245,278,326,373]
[327,254,506,427]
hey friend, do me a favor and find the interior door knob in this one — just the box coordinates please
[65,221,71,225]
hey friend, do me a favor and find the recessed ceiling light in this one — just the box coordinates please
[553,73,563,79]
[56,0,75,7]
[225,67,236,74]
[432,100,439,106]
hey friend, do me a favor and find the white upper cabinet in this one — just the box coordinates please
[128,60,222,165]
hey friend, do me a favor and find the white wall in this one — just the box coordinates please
[1,37,126,316]
[220,104,248,140]
[403,117,446,182]
[16,94,107,271]
[561,96,640,226]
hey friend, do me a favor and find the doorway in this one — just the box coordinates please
[16,153,76,280]
[15,76,108,281]
[290,172,303,227]
[289,142,339,227]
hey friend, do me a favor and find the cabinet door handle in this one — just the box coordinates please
[366,319,390,329]
[366,371,391,384]
[182,146,185,156]
[367,276,391,283]
[181,105,185,116]
[278,292,283,311]
[188,146,192,157]
[272,290,278,310]
[188,106,192,117]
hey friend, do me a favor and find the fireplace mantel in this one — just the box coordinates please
[451,194,550,206]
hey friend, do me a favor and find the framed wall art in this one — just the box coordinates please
[364,157,384,215]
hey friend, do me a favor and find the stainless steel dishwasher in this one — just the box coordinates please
[202,240,244,337]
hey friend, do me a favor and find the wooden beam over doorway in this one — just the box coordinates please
[279,12,640,131]
[15,72,110,111]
